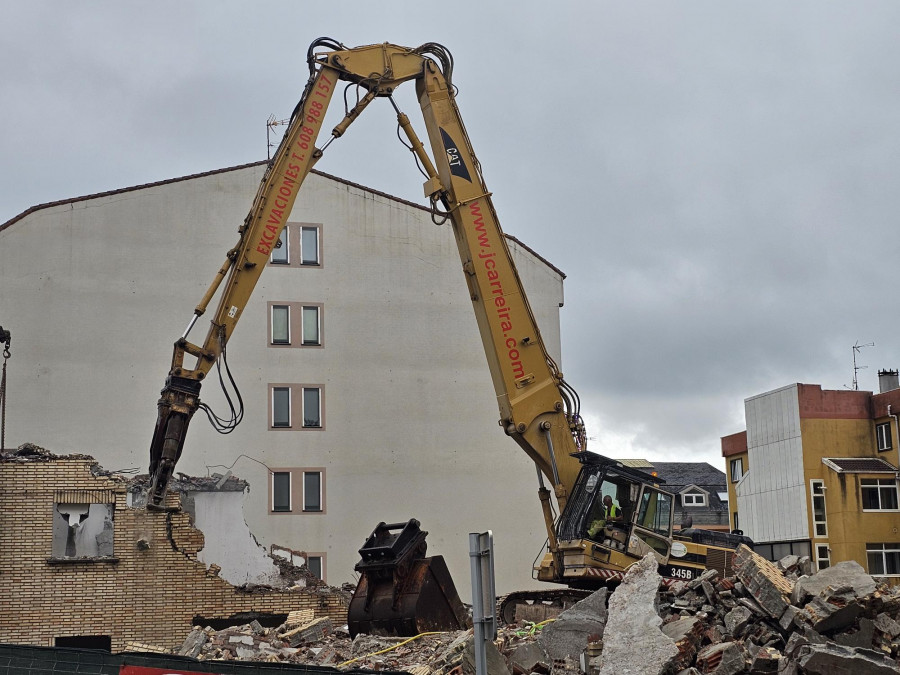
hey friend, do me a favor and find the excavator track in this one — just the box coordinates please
[496,589,593,626]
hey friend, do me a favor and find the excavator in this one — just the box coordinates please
[147,38,748,633]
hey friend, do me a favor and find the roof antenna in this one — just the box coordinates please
[266,114,290,160]
[850,340,875,391]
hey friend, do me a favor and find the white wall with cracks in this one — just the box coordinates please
[192,490,286,586]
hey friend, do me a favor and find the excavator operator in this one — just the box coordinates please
[587,495,623,539]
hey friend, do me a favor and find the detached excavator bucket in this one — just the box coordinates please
[348,520,469,638]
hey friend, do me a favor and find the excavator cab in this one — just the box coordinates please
[347,520,470,637]
[557,453,675,564]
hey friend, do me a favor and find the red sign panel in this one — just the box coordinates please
[121,666,223,675]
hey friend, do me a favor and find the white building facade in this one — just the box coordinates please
[0,162,567,593]
[736,384,810,546]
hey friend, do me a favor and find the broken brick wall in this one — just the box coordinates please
[0,451,347,652]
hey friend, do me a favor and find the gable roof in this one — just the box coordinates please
[649,462,727,490]
[0,161,565,278]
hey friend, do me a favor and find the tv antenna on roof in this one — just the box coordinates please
[851,340,874,391]
[266,114,290,160]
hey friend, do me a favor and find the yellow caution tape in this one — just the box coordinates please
[338,631,446,667]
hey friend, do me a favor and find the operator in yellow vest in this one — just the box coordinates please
[587,495,623,538]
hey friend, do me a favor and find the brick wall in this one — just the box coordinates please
[0,452,347,652]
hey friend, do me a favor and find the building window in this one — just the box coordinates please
[269,468,326,514]
[271,305,290,344]
[306,554,324,580]
[753,541,811,562]
[877,422,893,452]
[811,480,827,537]
[301,226,320,265]
[302,306,321,345]
[271,228,289,264]
[861,479,899,511]
[867,543,900,576]
[681,491,707,507]
[732,511,739,533]
[272,387,291,427]
[268,302,324,348]
[303,387,321,428]
[304,471,323,511]
[272,472,291,512]
[52,503,115,559]
[815,544,830,570]
[730,458,744,483]
[270,384,324,430]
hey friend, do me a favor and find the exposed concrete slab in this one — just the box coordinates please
[597,554,677,675]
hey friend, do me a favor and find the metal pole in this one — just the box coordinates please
[469,531,497,675]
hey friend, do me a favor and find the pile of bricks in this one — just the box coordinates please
[652,545,900,674]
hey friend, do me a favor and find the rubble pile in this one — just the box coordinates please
[172,612,545,672]
[653,546,900,674]
[169,546,900,675]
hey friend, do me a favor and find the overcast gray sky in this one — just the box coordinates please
[3,1,899,470]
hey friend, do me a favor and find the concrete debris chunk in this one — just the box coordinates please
[695,641,746,675]
[724,605,753,638]
[778,604,800,632]
[875,613,900,639]
[597,553,678,675]
[177,628,208,657]
[660,616,704,671]
[284,616,332,647]
[459,633,512,675]
[748,645,781,673]
[798,642,900,675]
[835,618,876,649]
[791,560,877,607]
[777,555,799,573]
[508,641,549,675]
[733,545,793,621]
[800,585,866,633]
[701,579,718,606]
[537,587,608,661]
[782,632,810,660]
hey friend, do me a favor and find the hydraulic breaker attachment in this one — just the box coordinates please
[348,520,469,637]
[147,376,201,510]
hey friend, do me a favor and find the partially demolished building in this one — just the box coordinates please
[0,445,346,652]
